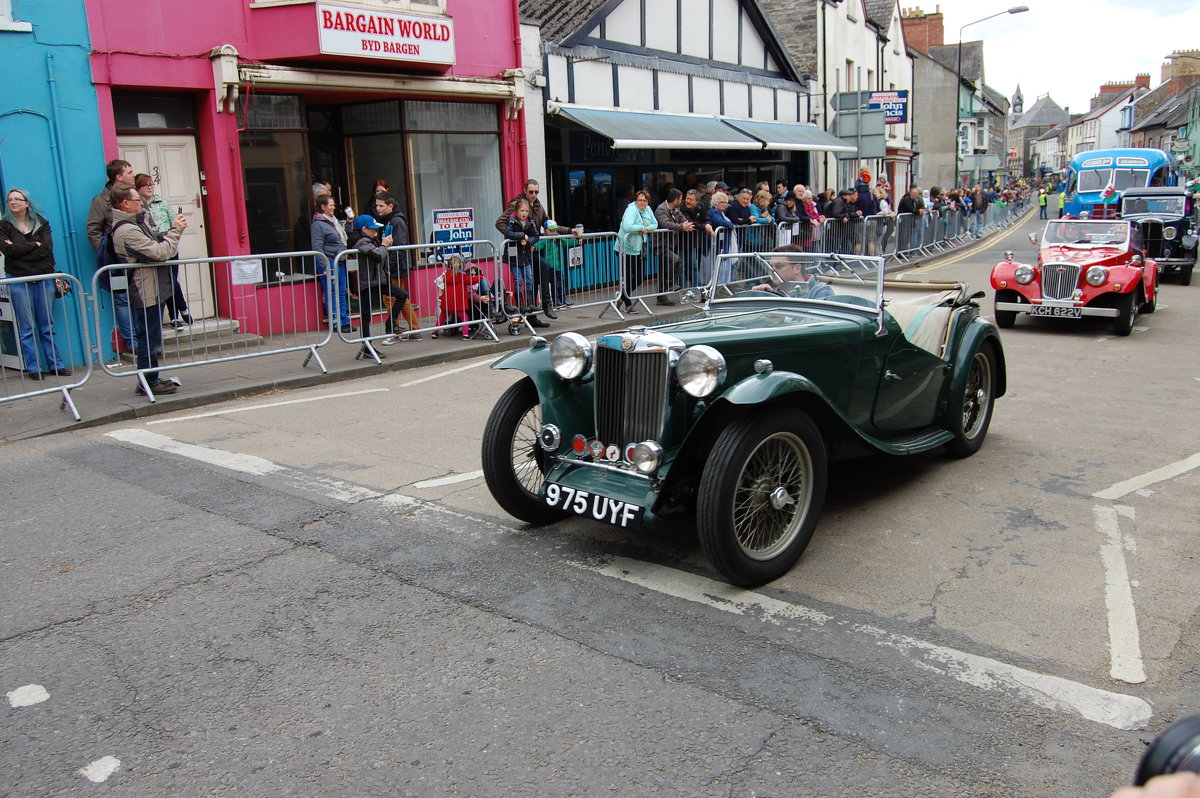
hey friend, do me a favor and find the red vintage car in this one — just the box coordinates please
[991,219,1158,336]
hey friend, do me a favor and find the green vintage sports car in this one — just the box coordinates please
[482,253,1006,587]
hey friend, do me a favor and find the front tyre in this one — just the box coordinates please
[697,409,827,587]
[945,344,996,458]
[993,290,1018,329]
[481,377,567,525]
[1113,291,1137,337]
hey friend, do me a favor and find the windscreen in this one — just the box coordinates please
[1042,220,1130,247]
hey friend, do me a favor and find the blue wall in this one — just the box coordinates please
[1,0,105,363]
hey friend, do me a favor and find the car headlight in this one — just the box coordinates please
[549,332,592,380]
[1086,265,1108,286]
[1163,226,1178,241]
[630,441,664,475]
[1182,233,1197,250]
[1014,264,1035,284]
[676,345,726,398]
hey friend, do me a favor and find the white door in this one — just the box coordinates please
[118,135,214,319]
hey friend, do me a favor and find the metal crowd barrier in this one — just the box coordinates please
[93,251,332,402]
[523,230,623,317]
[0,272,91,420]
[334,239,501,361]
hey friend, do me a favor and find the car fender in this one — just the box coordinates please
[945,319,1007,412]
[719,369,834,407]
[490,345,595,430]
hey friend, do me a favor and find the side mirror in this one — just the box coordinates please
[1028,233,1039,246]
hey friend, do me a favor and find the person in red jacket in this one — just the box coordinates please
[435,254,482,339]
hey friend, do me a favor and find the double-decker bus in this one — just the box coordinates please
[1062,148,1176,219]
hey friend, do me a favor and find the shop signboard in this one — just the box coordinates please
[316,3,456,65]
[432,208,475,259]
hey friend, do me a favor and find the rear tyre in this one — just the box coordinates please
[481,377,567,525]
[945,344,996,458]
[696,409,827,587]
[1112,292,1137,337]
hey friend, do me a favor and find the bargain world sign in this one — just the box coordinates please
[317,3,456,65]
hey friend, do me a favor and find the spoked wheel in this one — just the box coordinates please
[696,409,827,587]
[945,345,996,458]
[481,378,566,525]
[1113,291,1137,337]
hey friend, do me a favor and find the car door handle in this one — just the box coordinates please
[885,370,902,381]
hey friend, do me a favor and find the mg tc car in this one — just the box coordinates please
[482,252,1006,587]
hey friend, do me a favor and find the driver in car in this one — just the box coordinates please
[754,246,835,300]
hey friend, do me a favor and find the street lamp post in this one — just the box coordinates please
[954,6,1029,189]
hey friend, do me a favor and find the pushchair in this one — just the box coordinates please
[465,267,524,339]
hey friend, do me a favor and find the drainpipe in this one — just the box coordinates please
[45,52,79,279]
[820,0,829,190]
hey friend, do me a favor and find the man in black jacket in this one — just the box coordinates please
[372,192,421,338]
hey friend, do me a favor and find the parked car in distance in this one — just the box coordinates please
[991,219,1159,336]
[1120,186,1196,286]
[482,252,1006,587]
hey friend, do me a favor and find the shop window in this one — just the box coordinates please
[405,100,498,132]
[238,94,303,130]
[343,100,402,136]
[408,132,503,255]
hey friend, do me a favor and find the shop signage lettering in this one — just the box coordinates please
[316,3,455,65]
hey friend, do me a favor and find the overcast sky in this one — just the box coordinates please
[931,0,1200,115]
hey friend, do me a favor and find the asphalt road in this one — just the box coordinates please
[2,213,1196,796]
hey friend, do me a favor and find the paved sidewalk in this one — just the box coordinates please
[0,302,687,441]
[1,215,1030,442]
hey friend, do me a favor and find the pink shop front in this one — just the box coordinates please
[86,0,527,337]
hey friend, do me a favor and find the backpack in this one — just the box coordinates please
[96,219,133,291]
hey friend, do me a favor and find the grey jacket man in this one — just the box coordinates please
[111,208,183,309]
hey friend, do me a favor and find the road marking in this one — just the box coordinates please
[146,388,390,425]
[101,429,1153,729]
[6,684,50,707]
[414,470,484,489]
[79,756,121,783]
[1092,451,1200,500]
[574,556,1152,730]
[1094,505,1147,684]
[399,357,493,388]
[106,429,386,504]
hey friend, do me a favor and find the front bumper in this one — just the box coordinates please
[995,300,1118,318]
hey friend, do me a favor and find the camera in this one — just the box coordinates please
[1135,714,1200,786]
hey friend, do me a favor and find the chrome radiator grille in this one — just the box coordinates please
[594,346,669,446]
[1041,262,1080,301]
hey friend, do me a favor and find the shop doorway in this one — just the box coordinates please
[118,135,214,319]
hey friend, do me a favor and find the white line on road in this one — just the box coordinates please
[399,357,494,388]
[414,470,484,489]
[574,556,1152,730]
[106,429,387,504]
[145,388,390,425]
[1094,505,1147,684]
[1092,451,1200,500]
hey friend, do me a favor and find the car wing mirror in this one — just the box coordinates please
[1028,233,1039,246]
